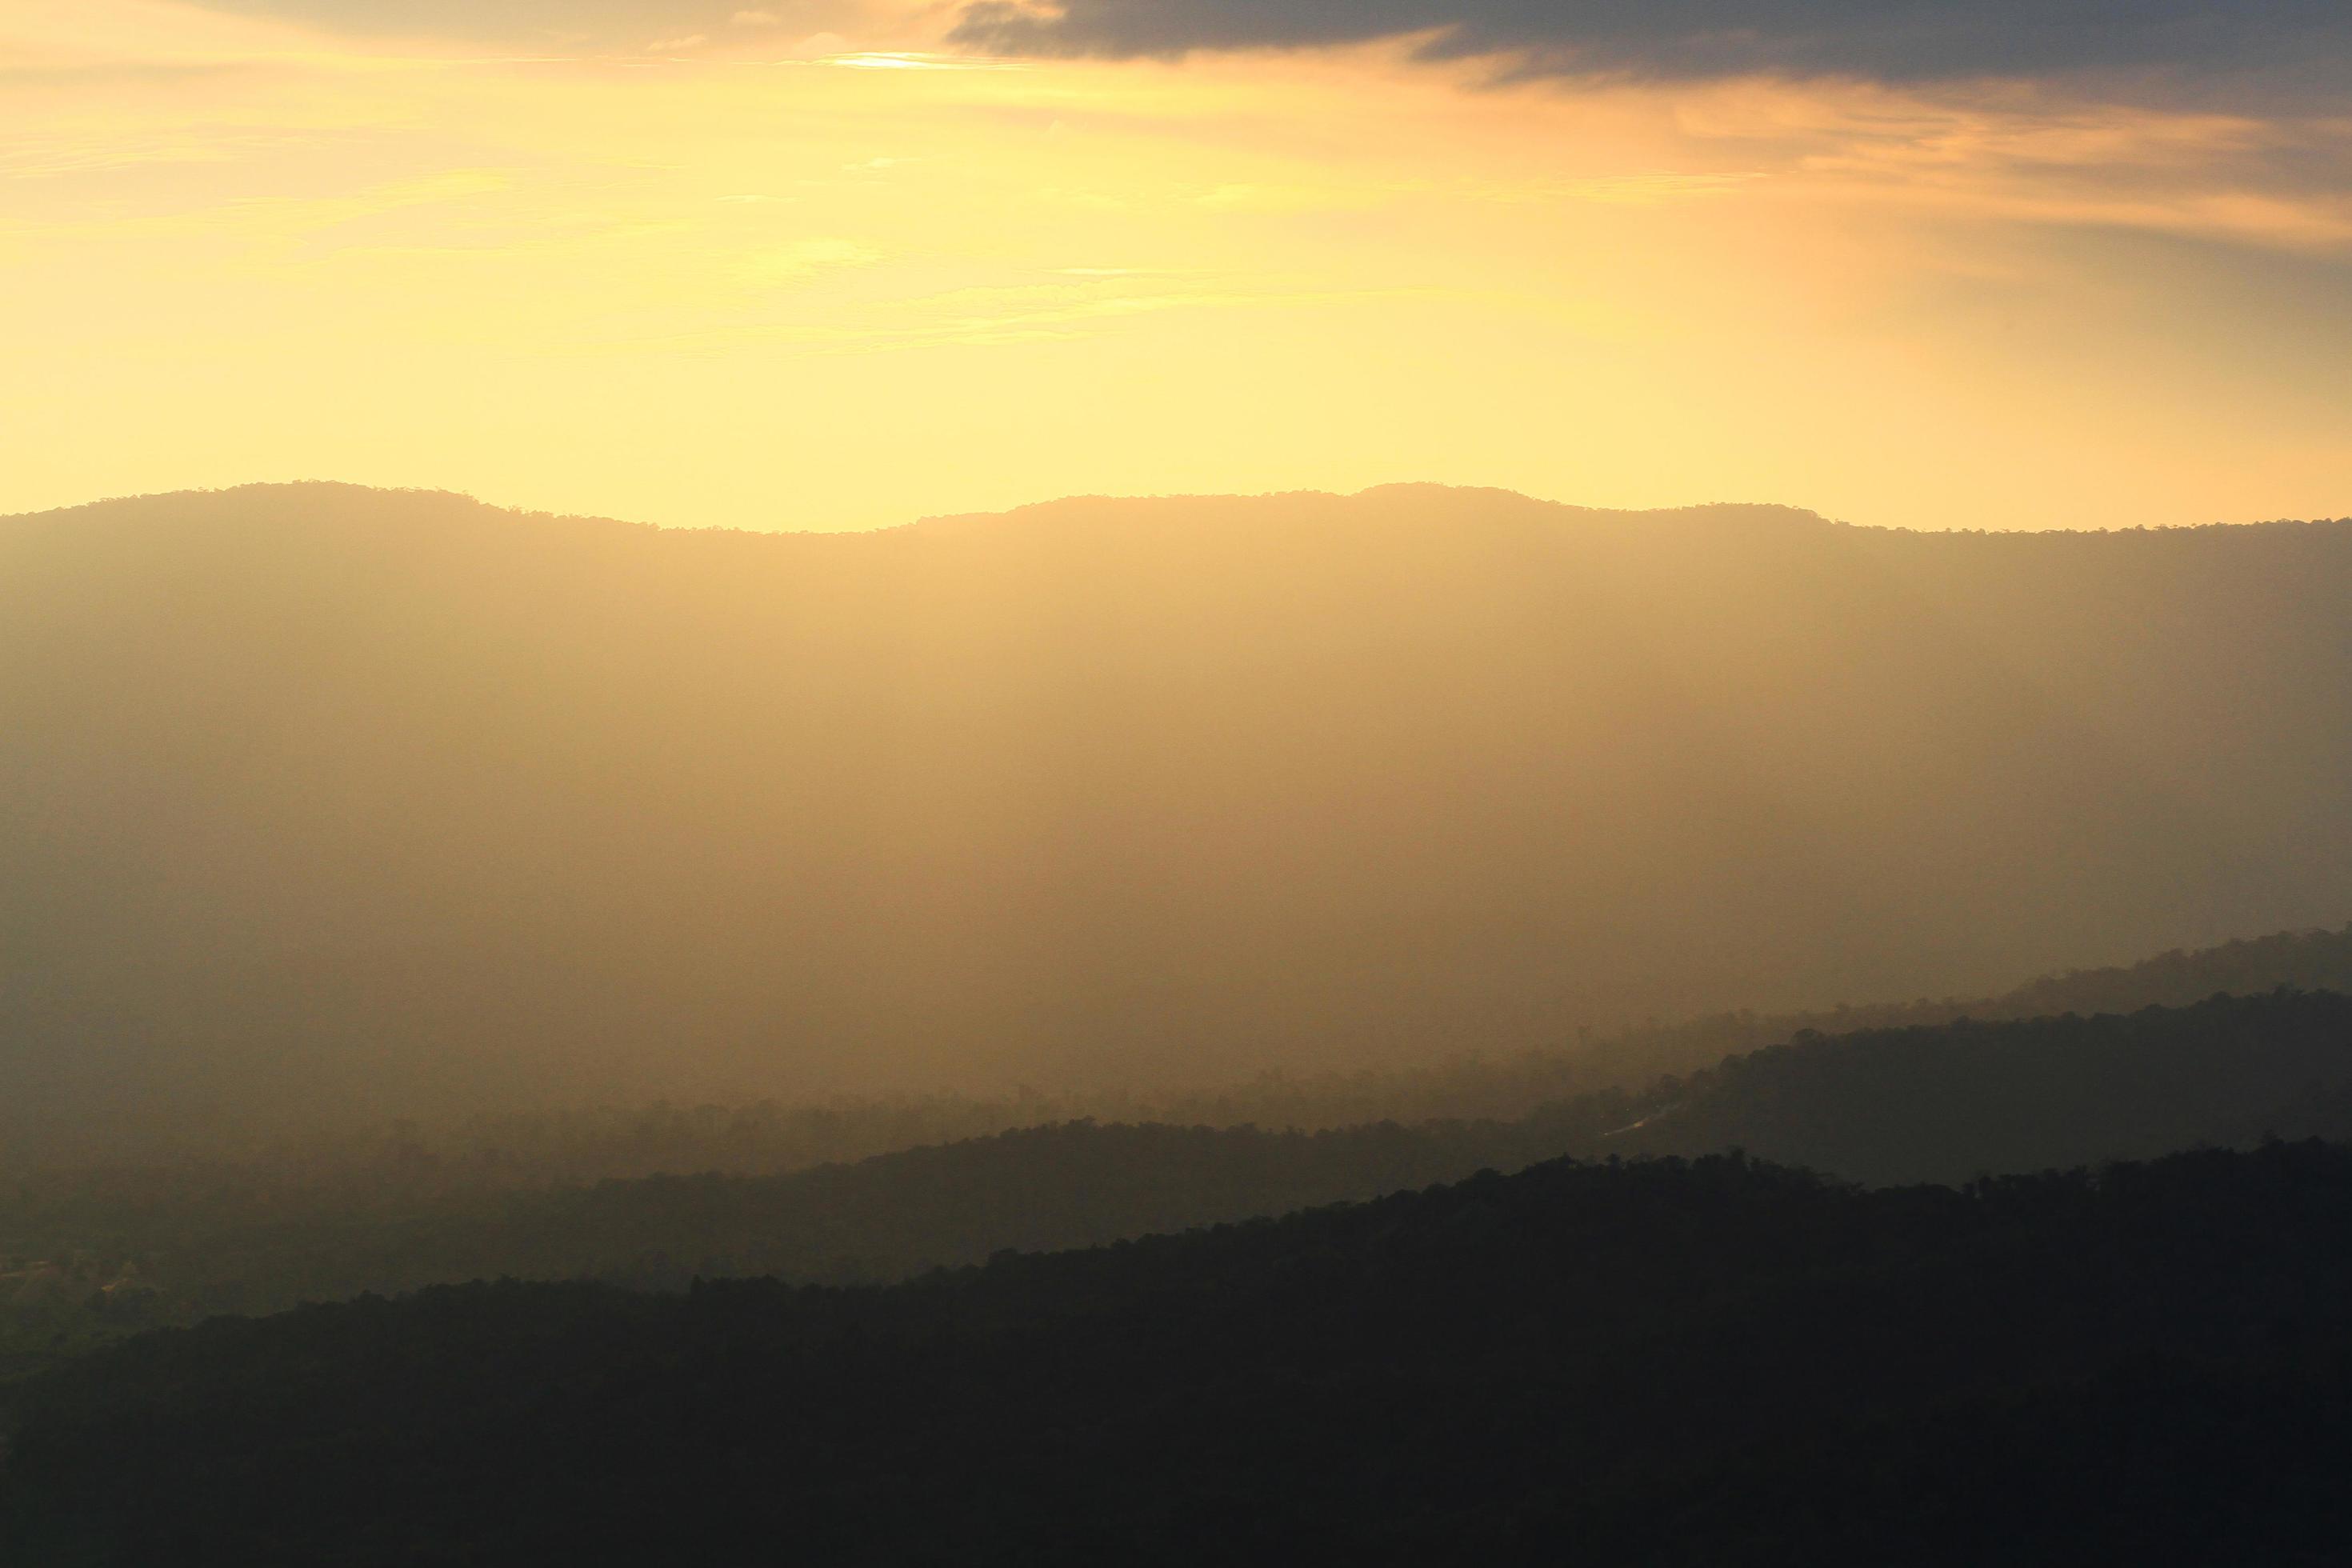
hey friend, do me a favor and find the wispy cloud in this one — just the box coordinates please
[7,0,2350,534]
[1761,90,2352,252]
[594,270,1435,355]
[950,0,2352,92]
[176,0,934,53]
[819,50,1018,70]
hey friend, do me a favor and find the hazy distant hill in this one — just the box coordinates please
[6,482,2352,1154]
[6,919,2332,1195]
[14,990,2352,1347]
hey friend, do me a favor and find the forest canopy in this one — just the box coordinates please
[15,1140,2352,1565]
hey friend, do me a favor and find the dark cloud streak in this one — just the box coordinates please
[947,0,2352,83]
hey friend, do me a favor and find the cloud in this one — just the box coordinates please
[947,0,2352,86]
[730,236,882,285]
[181,1,902,50]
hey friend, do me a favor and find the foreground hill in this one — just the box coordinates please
[8,482,2352,1153]
[13,990,2352,1353]
[12,1142,2352,1565]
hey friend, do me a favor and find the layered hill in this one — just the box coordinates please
[7,482,2352,1153]
[14,1142,2352,1565]
[13,990,2352,1347]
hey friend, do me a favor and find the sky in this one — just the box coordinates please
[3,0,2348,532]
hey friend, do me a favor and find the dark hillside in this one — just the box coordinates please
[1592,987,2352,1182]
[12,1142,2352,1565]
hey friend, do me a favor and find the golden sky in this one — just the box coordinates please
[4,0,2349,531]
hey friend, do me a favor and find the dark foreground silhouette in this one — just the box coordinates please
[11,1140,2352,1565]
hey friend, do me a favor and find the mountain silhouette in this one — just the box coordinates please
[6,482,2351,1156]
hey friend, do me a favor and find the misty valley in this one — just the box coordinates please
[6,484,2352,1563]
[18,0,2352,1547]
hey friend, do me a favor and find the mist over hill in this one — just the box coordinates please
[6,482,2352,1156]
[12,987,2352,1358]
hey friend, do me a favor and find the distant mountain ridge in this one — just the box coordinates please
[8,482,2352,1156]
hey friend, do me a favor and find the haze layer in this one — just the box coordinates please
[5,483,2349,1153]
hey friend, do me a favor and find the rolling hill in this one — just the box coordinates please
[8,482,2352,1155]
[14,1142,2352,1566]
[12,989,2352,1346]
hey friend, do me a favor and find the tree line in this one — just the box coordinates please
[14,1139,2352,1563]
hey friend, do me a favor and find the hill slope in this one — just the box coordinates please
[1590,987,2352,1182]
[7,482,2352,1152]
[13,1142,2352,1565]
[13,990,2352,1346]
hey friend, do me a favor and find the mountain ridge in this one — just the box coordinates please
[13,478,2343,540]
[9,481,2352,1157]
[1,479,1804,527]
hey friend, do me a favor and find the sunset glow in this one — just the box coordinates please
[8,0,2347,531]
